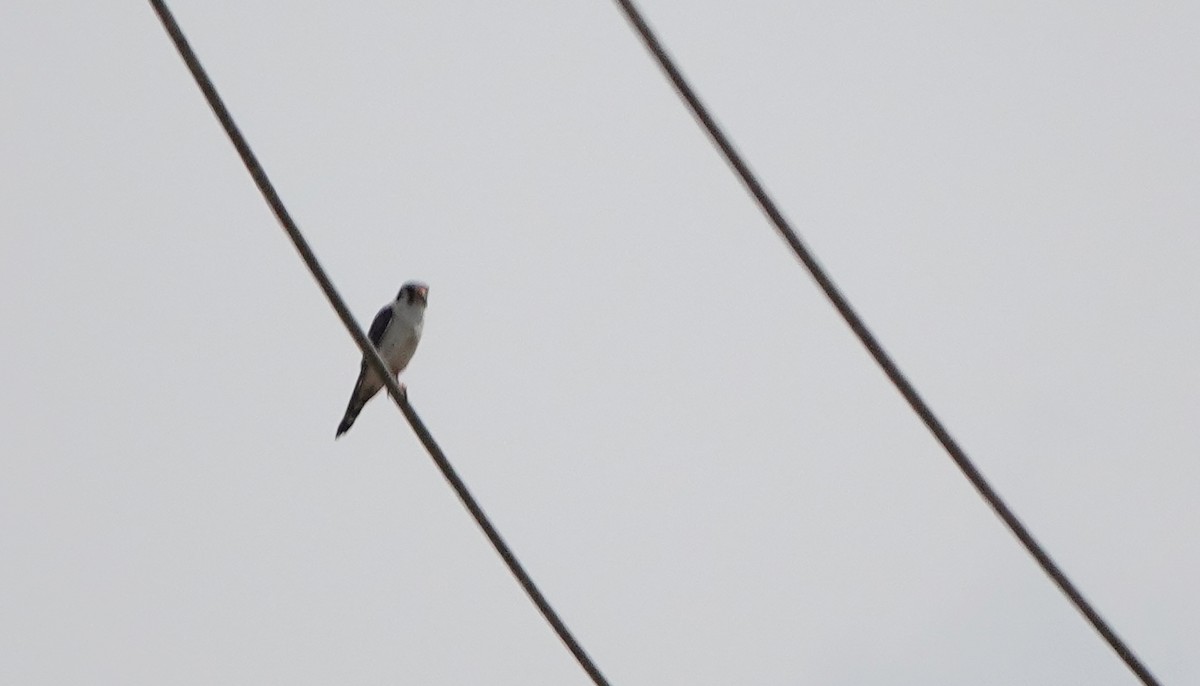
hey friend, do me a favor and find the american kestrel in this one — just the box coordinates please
[335,281,428,438]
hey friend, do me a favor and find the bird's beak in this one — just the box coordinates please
[415,285,429,303]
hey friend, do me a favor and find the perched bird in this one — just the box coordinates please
[336,281,428,438]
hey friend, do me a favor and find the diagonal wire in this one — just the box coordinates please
[609,1,1160,685]
[146,2,610,684]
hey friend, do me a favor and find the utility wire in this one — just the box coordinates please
[147,3,610,684]
[610,2,1159,685]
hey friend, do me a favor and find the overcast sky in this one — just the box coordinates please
[3,1,1198,684]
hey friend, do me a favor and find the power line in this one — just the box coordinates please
[146,3,610,684]
[609,1,1160,685]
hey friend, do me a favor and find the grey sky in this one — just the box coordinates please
[2,1,1197,684]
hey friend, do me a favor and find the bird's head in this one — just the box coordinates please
[397,281,429,308]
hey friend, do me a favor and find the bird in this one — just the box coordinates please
[335,281,428,438]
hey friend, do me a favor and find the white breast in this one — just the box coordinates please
[378,302,424,375]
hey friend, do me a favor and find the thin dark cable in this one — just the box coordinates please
[147,3,609,684]
[610,2,1159,684]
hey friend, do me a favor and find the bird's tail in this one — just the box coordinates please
[335,399,362,438]
[335,371,368,438]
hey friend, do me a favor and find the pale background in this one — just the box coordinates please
[2,2,1197,684]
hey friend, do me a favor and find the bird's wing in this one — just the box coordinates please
[367,305,393,348]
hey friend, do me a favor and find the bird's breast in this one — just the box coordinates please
[378,315,422,373]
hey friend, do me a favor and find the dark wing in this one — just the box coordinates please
[367,306,393,348]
